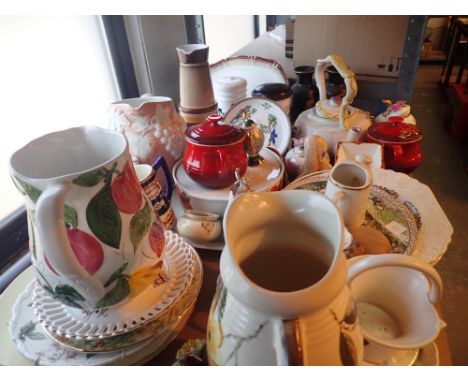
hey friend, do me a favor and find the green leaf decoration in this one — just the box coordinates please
[15,178,78,229]
[104,262,128,288]
[217,287,228,321]
[19,321,36,339]
[130,201,151,253]
[42,284,54,296]
[64,204,78,228]
[15,178,42,203]
[36,269,53,291]
[28,332,46,340]
[26,209,37,260]
[55,284,85,301]
[19,321,47,341]
[96,276,130,309]
[11,176,26,195]
[86,182,122,249]
[72,169,106,187]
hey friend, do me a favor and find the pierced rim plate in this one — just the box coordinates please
[224,97,292,156]
[285,171,419,257]
[371,168,453,265]
[8,252,202,365]
[31,231,200,352]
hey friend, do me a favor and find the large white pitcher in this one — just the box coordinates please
[207,190,443,365]
[9,126,166,310]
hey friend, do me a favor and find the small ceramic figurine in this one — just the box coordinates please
[239,116,265,166]
[375,100,416,125]
[285,135,331,181]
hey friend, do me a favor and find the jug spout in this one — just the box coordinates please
[176,44,209,64]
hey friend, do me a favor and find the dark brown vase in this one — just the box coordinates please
[325,66,346,99]
[290,66,319,124]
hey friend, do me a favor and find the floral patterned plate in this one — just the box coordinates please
[7,251,202,365]
[31,231,201,352]
[224,97,291,156]
[285,171,419,257]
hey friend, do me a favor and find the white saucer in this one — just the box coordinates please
[362,342,439,366]
[8,251,202,365]
[31,231,201,352]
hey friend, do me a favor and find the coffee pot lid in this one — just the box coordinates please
[368,117,422,143]
[185,114,245,145]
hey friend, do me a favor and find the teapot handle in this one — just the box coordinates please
[35,183,104,306]
[314,54,358,131]
[347,254,443,304]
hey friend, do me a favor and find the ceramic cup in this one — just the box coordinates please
[177,210,222,242]
[348,254,445,365]
[325,160,372,229]
[9,126,166,310]
[134,157,176,230]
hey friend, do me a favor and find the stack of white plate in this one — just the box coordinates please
[5,231,202,366]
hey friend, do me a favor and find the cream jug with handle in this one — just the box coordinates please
[206,190,444,365]
[9,126,167,311]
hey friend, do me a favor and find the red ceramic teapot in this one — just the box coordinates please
[183,114,247,188]
[366,117,423,173]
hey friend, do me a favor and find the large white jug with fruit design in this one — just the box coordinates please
[9,126,166,310]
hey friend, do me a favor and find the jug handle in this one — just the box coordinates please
[152,156,173,200]
[347,254,443,305]
[35,183,104,304]
[272,319,304,365]
[315,54,358,131]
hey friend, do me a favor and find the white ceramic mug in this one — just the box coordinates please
[325,160,372,229]
[9,126,167,310]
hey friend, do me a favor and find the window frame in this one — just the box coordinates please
[0,15,141,284]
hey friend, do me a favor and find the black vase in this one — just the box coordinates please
[325,66,346,99]
[290,66,318,124]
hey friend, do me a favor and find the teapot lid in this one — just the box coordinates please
[315,97,351,120]
[185,114,245,145]
[368,117,422,143]
[252,83,292,101]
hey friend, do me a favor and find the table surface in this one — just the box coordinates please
[147,248,452,366]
